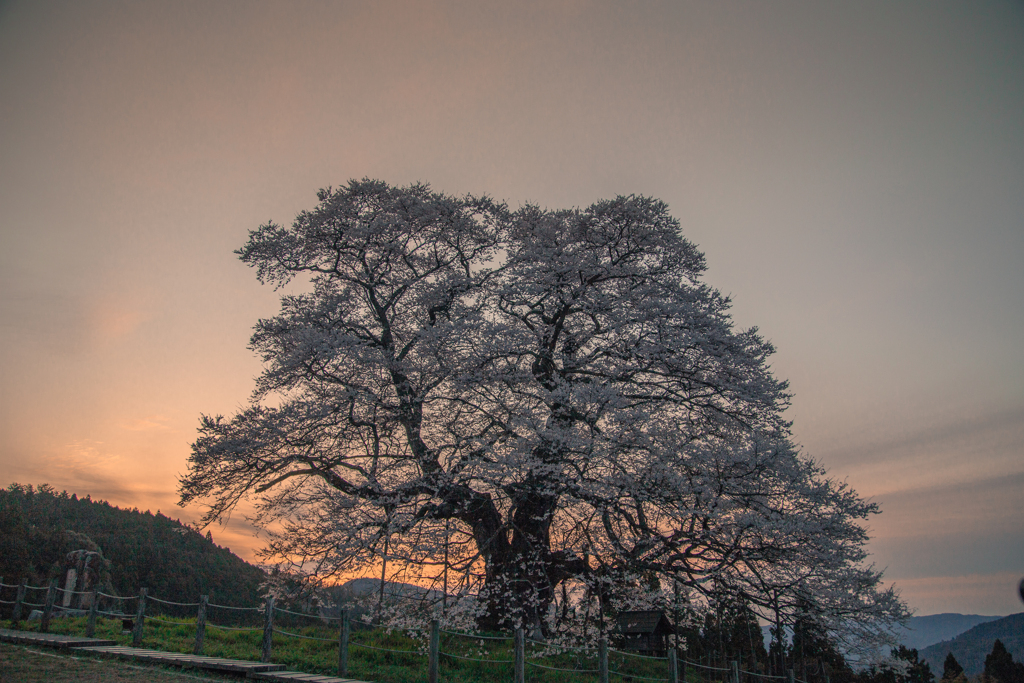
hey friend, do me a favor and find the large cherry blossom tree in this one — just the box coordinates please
[179,179,906,647]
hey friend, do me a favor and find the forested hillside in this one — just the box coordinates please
[0,483,265,605]
[920,613,1024,676]
[896,613,1002,650]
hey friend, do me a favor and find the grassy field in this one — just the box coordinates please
[9,614,684,683]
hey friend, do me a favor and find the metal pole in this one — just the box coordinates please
[442,519,449,616]
[41,579,57,633]
[132,588,147,647]
[599,636,609,683]
[261,596,275,663]
[12,582,26,627]
[338,609,350,677]
[86,590,98,637]
[193,595,208,655]
[515,627,525,683]
[428,619,440,683]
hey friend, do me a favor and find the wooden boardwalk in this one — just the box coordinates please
[74,644,288,674]
[0,628,115,649]
[248,672,375,682]
[0,628,370,682]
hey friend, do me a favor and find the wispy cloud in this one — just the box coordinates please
[821,405,1024,469]
[891,572,1023,616]
[87,295,150,345]
[121,415,172,431]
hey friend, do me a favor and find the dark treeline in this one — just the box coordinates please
[672,598,1022,683]
[0,483,264,607]
[673,597,855,683]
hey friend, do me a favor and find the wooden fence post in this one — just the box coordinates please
[668,649,678,683]
[428,619,440,683]
[732,660,740,683]
[41,579,57,633]
[599,636,609,683]
[12,582,26,627]
[789,669,795,683]
[338,609,350,677]
[193,595,208,655]
[86,590,98,637]
[132,588,147,647]
[261,596,274,663]
[515,627,525,683]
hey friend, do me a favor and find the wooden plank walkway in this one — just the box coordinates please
[0,628,371,682]
[248,672,372,682]
[0,628,116,649]
[74,644,287,673]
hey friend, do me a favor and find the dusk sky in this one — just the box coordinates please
[1,1,1021,617]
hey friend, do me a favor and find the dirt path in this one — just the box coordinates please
[0,642,237,683]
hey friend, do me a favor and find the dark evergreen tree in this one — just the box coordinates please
[790,601,855,683]
[769,623,788,678]
[984,640,1024,683]
[942,653,964,681]
[0,493,31,583]
[897,646,935,683]
[689,592,772,678]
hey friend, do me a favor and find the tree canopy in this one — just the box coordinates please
[179,179,907,651]
[985,640,1024,683]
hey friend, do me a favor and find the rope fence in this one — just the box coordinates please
[0,585,816,683]
[147,595,200,607]
[348,641,421,655]
[741,669,789,680]
[272,605,323,619]
[98,592,135,601]
[685,659,733,671]
[609,668,670,681]
[98,609,131,618]
[272,627,336,642]
[204,622,261,632]
[439,650,513,663]
[527,660,599,673]
[147,615,195,626]
[442,629,512,641]
[610,647,669,660]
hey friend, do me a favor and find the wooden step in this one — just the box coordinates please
[247,671,372,682]
[0,628,116,649]
[74,644,287,673]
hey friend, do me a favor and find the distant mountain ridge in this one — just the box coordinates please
[759,613,1005,653]
[919,613,1024,676]
[897,613,1003,650]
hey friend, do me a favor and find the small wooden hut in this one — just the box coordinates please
[613,610,675,657]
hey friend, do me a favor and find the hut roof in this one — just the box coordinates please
[613,610,675,635]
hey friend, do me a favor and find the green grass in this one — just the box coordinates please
[10,615,692,683]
